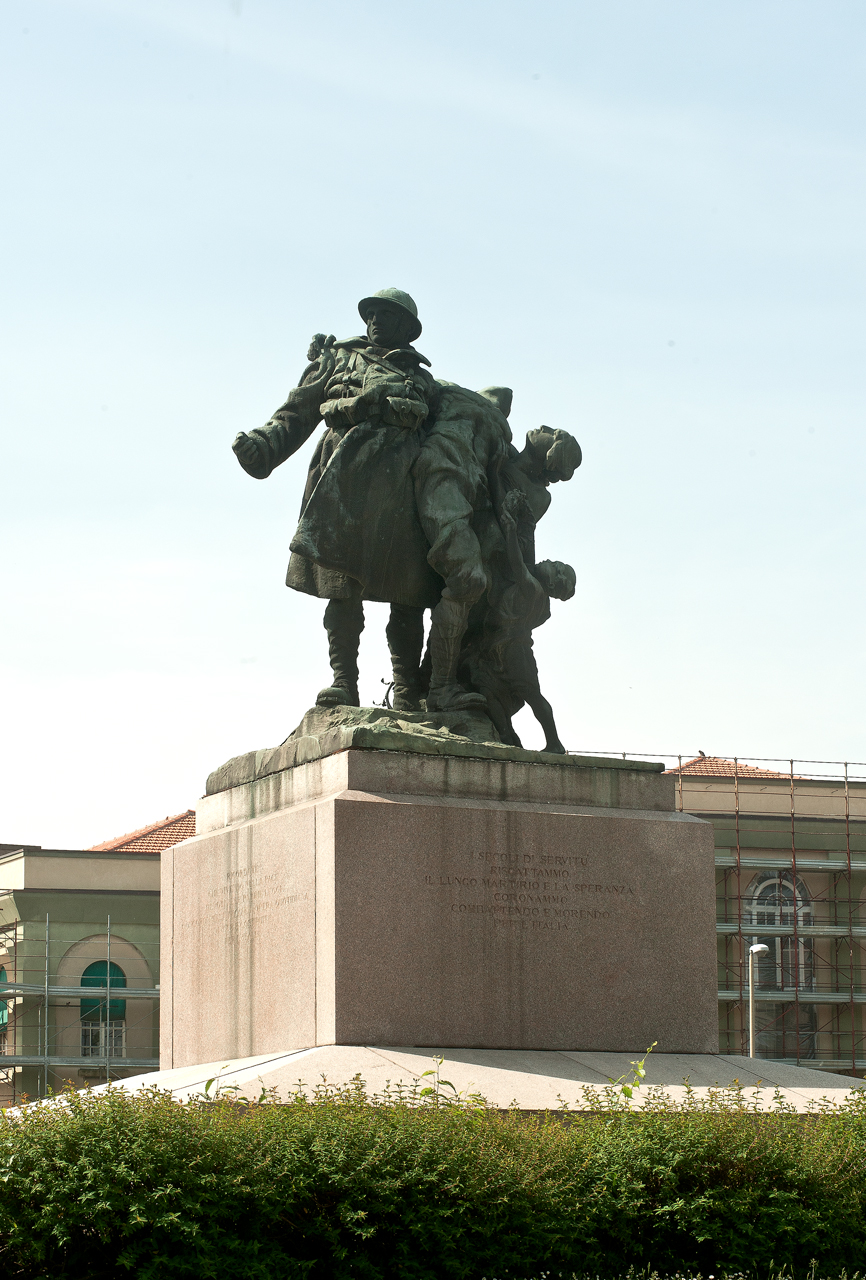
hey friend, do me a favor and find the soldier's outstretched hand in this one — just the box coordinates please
[232,431,268,478]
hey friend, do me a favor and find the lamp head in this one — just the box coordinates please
[750,943,770,955]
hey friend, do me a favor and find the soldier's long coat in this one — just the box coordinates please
[239,338,512,609]
[242,337,443,607]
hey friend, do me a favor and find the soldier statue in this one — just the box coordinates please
[232,288,580,743]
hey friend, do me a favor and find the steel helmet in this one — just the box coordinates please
[358,288,422,342]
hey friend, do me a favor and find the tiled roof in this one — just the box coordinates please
[666,756,796,779]
[88,810,196,853]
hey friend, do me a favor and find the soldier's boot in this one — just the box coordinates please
[425,597,487,713]
[386,604,425,712]
[316,596,364,708]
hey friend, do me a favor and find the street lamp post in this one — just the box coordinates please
[749,943,770,1058]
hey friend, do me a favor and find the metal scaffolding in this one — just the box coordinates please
[0,911,160,1103]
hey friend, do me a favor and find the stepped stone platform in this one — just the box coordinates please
[106,1046,866,1113]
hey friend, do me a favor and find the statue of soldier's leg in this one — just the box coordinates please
[426,593,486,711]
[467,655,521,744]
[485,689,523,748]
[316,589,364,707]
[417,516,489,713]
[414,444,489,712]
[514,647,566,754]
[423,518,489,713]
[386,604,425,712]
[526,690,566,755]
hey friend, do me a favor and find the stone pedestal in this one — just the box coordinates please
[161,735,717,1069]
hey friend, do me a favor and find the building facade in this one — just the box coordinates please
[0,811,193,1101]
[671,756,866,1074]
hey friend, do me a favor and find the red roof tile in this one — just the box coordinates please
[88,810,196,853]
[665,756,796,779]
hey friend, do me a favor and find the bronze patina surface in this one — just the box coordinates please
[232,288,581,751]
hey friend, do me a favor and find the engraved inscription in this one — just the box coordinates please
[177,865,309,936]
[423,849,636,931]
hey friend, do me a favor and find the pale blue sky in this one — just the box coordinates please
[2,0,865,847]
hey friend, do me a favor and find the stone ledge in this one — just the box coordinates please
[197,751,680,833]
[109,1047,866,1113]
[206,705,664,796]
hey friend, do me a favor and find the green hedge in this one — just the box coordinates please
[1,1078,865,1279]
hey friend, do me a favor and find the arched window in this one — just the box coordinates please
[80,961,127,1059]
[748,871,813,991]
[747,871,816,1060]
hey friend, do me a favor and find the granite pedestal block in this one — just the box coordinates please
[161,748,717,1069]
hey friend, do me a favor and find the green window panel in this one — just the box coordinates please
[80,960,126,1022]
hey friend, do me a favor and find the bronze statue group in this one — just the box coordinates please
[233,289,580,754]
